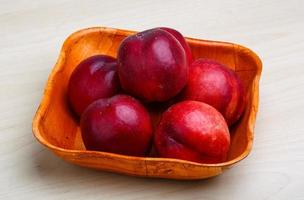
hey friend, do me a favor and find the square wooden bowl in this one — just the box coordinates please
[32,27,262,180]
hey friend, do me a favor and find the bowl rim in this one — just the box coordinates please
[32,26,262,168]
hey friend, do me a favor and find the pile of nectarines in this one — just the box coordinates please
[67,27,245,164]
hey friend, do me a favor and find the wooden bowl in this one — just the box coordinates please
[32,27,262,180]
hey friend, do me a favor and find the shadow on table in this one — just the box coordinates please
[29,143,239,198]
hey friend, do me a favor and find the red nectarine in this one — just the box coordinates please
[154,101,230,164]
[80,95,153,156]
[182,59,246,125]
[68,55,120,116]
[117,28,188,102]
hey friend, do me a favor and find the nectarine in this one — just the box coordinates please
[154,101,230,164]
[117,28,188,102]
[80,95,153,156]
[68,55,120,116]
[182,59,246,125]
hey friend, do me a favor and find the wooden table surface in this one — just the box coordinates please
[1,0,304,199]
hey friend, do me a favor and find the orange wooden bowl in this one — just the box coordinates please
[32,27,262,180]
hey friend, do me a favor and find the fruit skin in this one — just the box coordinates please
[159,27,193,65]
[182,59,246,125]
[154,101,230,164]
[117,28,188,102]
[68,55,120,116]
[80,95,153,156]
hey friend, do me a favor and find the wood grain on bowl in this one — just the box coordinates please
[32,27,262,180]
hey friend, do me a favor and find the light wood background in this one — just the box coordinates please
[1,0,304,199]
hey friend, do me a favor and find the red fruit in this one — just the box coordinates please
[117,28,188,102]
[80,95,153,156]
[182,59,246,125]
[159,27,193,65]
[154,101,230,164]
[68,55,120,116]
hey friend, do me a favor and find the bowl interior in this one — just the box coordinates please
[36,27,261,164]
